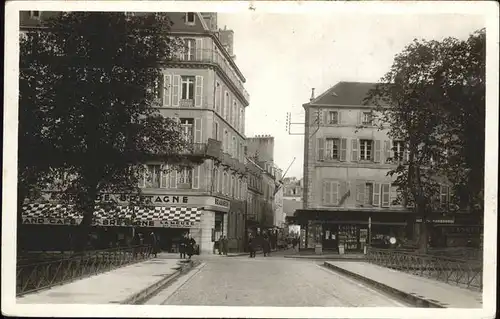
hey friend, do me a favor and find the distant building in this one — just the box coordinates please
[283,177,303,202]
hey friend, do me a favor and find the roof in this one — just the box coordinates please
[306,81,378,107]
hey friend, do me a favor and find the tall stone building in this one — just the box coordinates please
[19,11,250,255]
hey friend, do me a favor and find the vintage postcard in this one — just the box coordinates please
[2,1,498,318]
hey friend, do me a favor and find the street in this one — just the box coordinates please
[147,252,408,307]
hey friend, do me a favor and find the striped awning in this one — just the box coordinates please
[21,203,202,228]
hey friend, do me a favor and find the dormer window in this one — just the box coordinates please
[186,12,196,24]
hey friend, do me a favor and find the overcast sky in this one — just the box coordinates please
[218,13,485,179]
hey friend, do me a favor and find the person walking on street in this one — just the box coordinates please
[222,236,228,256]
[186,235,196,260]
[149,232,159,258]
[218,235,224,255]
[263,232,271,257]
[248,235,256,258]
[179,234,187,259]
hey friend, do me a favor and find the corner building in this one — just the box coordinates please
[298,82,454,253]
[140,12,250,255]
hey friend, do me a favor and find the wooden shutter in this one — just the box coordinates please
[323,110,328,125]
[339,181,347,205]
[218,169,223,193]
[163,74,171,106]
[317,138,325,161]
[383,140,390,163]
[194,118,202,143]
[172,75,180,106]
[323,180,331,205]
[374,140,381,163]
[168,168,177,188]
[340,138,347,161]
[403,143,409,163]
[357,111,362,125]
[332,182,339,205]
[351,139,359,162]
[381,183,390,207]
[338,111,342,124]
[195,38,203,60]
[440,185,449,209]
[138,165,146,188]
[356,181,365,206]
[192,165,200,189]
[373,182,380,206]
[195,75,203,107]
[160,164,168,188]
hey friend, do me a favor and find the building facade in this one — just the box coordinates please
[19,11,250,255]
[298,82,458,252]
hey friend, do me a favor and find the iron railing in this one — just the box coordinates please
[16,245,152,296]
[366,248,482,291]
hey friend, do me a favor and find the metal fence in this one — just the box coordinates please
[16,245,152,296]
[366,248,482,291]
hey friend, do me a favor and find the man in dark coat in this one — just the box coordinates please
[179,234,187,259]
[186,235,196,259]
[248,235,256,258]
[149,232,159,258]
[262,232,271,257]
[222,236,228,256]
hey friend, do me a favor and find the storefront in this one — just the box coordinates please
[20,193,230,255]
[295,209,412,253]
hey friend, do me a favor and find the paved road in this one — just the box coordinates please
[148,254,408,307]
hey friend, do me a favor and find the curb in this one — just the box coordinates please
[120,259,200,305]
[323,262,446,308]
[284,255,366,261]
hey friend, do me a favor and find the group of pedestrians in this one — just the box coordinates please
[218,235,229,255]
[247,232,273,258]
[179,233,197,260]
[132,231,160,258]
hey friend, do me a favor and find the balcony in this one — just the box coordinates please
[178,139,222,161]
[170,49,250,104]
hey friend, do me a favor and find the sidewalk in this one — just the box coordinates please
[324,261,482,308]
[17,253,195,304]
[285,253,366,260]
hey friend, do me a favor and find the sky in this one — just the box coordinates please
[218,12,485,179]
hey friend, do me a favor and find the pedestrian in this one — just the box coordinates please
[149,232,159,258]
[218,235,224,255]
[248,236,256,258]
[179,233,187,259]
[222,236,228,256]
[186,235,196,259]
[263,232,271,257]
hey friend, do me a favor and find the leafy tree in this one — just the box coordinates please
[19,12,189,251]
[364,29,485,252]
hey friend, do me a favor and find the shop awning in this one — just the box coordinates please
[21,203,202,228]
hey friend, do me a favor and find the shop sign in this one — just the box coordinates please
[96,194,189,205]
[416,218,454,224]
[214,198,230,208]
[23,218,81,225]
[159,220,198,228]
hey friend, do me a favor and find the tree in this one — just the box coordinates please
[364,29,485,253]
[19,12,189,251]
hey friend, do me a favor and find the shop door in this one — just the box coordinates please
[322,225,338,250]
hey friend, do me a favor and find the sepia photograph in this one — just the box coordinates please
[2,1,498,318]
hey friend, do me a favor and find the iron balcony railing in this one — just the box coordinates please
[178,142,208,156]
[366,248,482,291]
[172,49,250,103]
[16,245,152,296]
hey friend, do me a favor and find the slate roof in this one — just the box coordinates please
[308,81,378,107]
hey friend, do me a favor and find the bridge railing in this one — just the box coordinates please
[16,245,152,296]
[366,248,482,291]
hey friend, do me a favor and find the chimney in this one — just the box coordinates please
[310,88,315,102]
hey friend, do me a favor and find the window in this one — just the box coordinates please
[381,184,391,207]
[186,12,195,24]
[180,118,194,142]
[214,122,219,140]
[181,76,195,100]
[145,165,161,188]
[232,136,237,158]
[231,176,236,197]
[183,39,196,61]
[215,81,221,112]
[325,138,340,160]
[362,112,372,125]
[323,180,339,205]
[224,92,229,120]
[440,185,450,209]
[328,111,339,124]
[360,139,373,161]
[393,141,405,161]
[177,167,193,185]
[365,183,374,206]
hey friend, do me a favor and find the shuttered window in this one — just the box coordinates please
[381,183,391,207]
[322,180,339,205]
